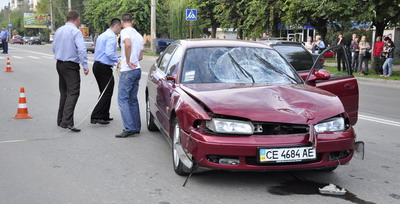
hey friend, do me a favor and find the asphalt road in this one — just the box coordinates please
[0,44,399,204]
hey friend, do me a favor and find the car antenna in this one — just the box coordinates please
[182,163,198,187]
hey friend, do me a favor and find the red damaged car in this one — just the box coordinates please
[146,39,361,175]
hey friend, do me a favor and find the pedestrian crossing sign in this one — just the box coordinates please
[186,9,197,21]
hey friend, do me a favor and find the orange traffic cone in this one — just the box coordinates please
[13,87,32,119]
[5,57,13,72]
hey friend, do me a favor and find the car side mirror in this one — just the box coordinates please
[307,69,331,82]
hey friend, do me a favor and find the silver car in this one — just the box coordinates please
[84,37,95,53]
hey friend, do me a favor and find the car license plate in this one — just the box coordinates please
[258,147,316,163]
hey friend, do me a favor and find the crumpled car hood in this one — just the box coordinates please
[180,83,344,124]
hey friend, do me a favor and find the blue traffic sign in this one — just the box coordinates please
[186,9,197,21]
[8,22,12,28]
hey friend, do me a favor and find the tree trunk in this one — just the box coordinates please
[211,26,217,38]
[374,22,386,39]
[237,28,243,40]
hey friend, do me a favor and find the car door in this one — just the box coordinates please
[305,46,359,126]
[150,44,179,132]
[158,45,183,133]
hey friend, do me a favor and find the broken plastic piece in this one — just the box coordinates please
[319,183,346,196]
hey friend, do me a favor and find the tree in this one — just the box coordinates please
[283,0,356,40]
[84,0,150,35]
[217,0,247,39]
[358,0,400,38]
[197,0,220,38]
[166,0,203,39]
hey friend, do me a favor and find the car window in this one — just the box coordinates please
[158,44,178,72]
[166,45,182,76]
[272,45,315,71]
[181,47,302,84]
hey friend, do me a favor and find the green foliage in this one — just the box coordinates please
[84,0,150,35]
[167,0,203,39]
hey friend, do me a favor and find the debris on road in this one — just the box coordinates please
[319,183,346,196]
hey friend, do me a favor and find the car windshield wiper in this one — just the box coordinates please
[253,53,298,83]
[228,52,255,83]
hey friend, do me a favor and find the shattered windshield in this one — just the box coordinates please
[181,47,302,84]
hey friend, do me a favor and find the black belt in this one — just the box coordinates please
[57,60,79,65]
[94,61,113,67]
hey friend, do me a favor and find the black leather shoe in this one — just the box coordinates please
[115,131,137,138]
[60,125,81,132]
[104,118,113,121]
[91,119,110,125]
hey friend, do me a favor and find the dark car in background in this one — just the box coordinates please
[156,38,175,54]
[11,35,24,44]
[28,37,41,45]
[146,39,361,175]
[84,37,95,53]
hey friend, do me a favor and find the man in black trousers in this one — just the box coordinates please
[53,11,89,132]
[90,18,122,125]
[335,32,347,72]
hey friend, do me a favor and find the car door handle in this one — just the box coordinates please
[344,83,355,89]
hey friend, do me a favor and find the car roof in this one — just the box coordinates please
[175,39,274,50]
[258,40,303,46]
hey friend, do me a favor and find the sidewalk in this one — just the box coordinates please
[325,62,400,71]
[325,62,400,86]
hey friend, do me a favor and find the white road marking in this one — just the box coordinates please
[12,56,23,59]
[28,56,40,59]
[359,114,400,127]
[0,56,4,59]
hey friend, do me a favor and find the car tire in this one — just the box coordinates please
[172,118,191,175]
[146,97,158,131]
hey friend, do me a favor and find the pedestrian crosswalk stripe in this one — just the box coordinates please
[13,56,23,59]
[28,56,40,59]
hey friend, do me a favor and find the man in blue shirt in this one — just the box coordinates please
[90,18,122,125]
[52,10,88,132]
[1,26,9,54]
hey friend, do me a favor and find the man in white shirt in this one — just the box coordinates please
[116,13,144,138]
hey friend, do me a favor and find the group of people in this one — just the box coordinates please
[305,32,396,77]
[349,33,395,76]
[53,10,143,138]
[304,35,326,54]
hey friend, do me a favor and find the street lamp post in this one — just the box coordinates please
[50,0,54,33]
[150,0,156,54]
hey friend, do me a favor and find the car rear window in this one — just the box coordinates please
[272,45,315,71]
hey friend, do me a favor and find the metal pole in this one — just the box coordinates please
[50,0,54,33]
[8,3,11,38]
[150,0,156,54]
[189,21,192,39]
[68,0,71,11]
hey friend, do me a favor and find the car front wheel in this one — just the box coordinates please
[172,118,191,175]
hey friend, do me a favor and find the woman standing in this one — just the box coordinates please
[357,36,371,75]
[304,36,314,53]
[313,35,325,54]
[350,36,360,71]
[381,40,395,77]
